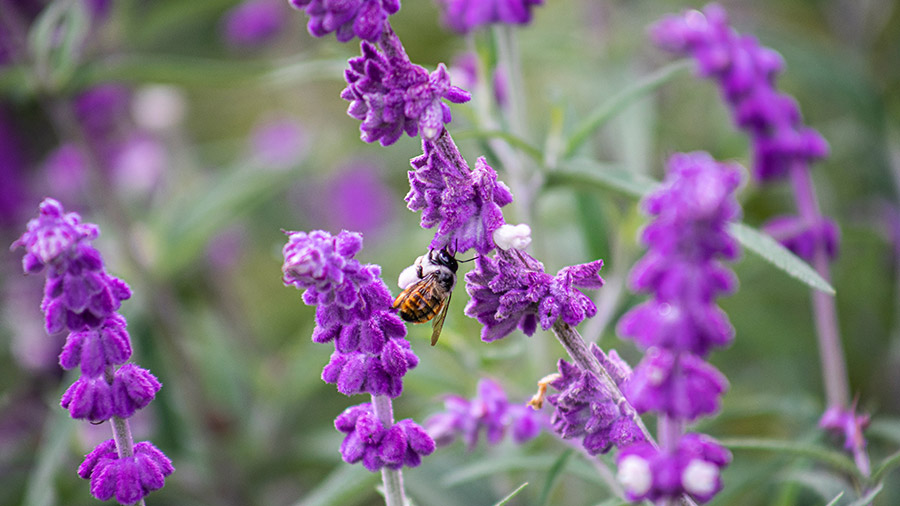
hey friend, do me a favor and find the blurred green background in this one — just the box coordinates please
[1,0,899,505]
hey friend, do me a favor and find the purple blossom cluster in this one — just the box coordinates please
[282,229,418,398]
[425,378,543,449]
[464,247,604,341]
[281,229,435,471]
[335,403,436,471]
[342,42,471,146]
[615,152,739,503]
[289,0,400,42]
[406,139,512,255]
[436,0,545,34]
[221,0,286,47]
[545,346,644,455]
[12,198,172,505]
[651,3,828,183]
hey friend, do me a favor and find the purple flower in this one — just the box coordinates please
[282,230,417,398]
[617,433,731,504]
[335,403,435,471]
[60,363,160,421]
[624,348,728,422]
[424,378,544,449]
[651,3,828,181]
[436,0,544,34]
[406,142,512,255]
[617,152,741,356]
[341,42,470,145]
[464,247,604,341]
[250,117,308,170]
[762,214,839,263]
[222,0,285,47]
[289,0,400,42]
[42,143,89,203]
[78,439,174,505]
[546,351,644,455]
[820,405,870,453]
[59,314,133,377]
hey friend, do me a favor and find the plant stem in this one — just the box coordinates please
[106,364,147,506]
[371,395,407,506]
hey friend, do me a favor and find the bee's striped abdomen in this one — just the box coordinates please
[394,282,446,323]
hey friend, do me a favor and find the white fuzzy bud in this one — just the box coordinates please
[681,459,718,497]
[617,455,652,496]
[492,223,532,250]
[131,85,187,132]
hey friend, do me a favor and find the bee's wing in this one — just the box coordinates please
[431,290,451,346]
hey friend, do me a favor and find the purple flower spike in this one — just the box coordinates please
[335,403,435,471]
[546,359,644,455]
[12,198,99,271]
[437,0,545,34]
[651,4,828,181]
[464,247,603,341]
[61,375,114,422]
[79,439,174,505]
[762,214,839,263]
[290,0,401,43]
[222,0,285,47]
[342,42,470,146]
[424,378,544,449]
[617,433,731,504]
[281,229,371,308]
[112,364,162,419]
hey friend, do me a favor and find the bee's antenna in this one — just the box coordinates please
[458,255,480,263]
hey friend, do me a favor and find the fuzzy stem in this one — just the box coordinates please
[371,395,407,506]
[105,367,147,506]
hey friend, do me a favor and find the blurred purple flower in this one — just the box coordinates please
[651,3,828,181]
[546,347,644,455]
[43,143,89,203]
[327,162,395,236]
[110,134,167,197]
[335,403,435,471]
[222,0,286,46]
[282,230,417,398]
[289,0,400,42]
[425,378,544,450]
[762,214,839,263]
[820,404,870,453]
[436,0,544,34]
[78,439,174,505]
[464,247,604,342]
[406,141,511,254]
[250,117,308,169]
[342,42,470,145]
[617,433,731,504]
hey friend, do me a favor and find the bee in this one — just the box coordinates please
[392,248,459,346]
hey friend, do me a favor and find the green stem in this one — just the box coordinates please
[371,395,407,506]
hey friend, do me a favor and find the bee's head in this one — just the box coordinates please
[434,247,458,273]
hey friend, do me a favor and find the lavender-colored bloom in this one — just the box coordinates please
[424,378,544,449]
[820,405,870,453]
[464,247,604,341]
[222,0,285,46]
[289,0,400,42]
[407,142,511,255]
[250,117,308,170]
[546,351,644,455]
[59,313,133,377]
[651,3,828,181]
[617,433,731,504]
[436,0,544,34]
[282,230,417,398]
[78,439,174,505]
[342,42,470,145]
[625,347,728,422]
[75,84,129,144]
[617,152,741,356]
[327,162,395,236]
[60,362,160,421]
[335,403,435,471]
[42,143,89,203]
[762,214,839,263]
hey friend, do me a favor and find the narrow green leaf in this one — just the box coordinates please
[264,58,359,88]
[824,491,844,506]
[729,223,835,295]
[846,482,883,506]
[27,0,90,91]
[564,59,692,158]
[454,129,544,164]
[295,464,380,506]
[546,160,836,295]
[719,438,859,477]
[872,449,900,482]
[76,54,269,88]
[442,454,605,487]
[538,449,573,506]
[493,482,529,506]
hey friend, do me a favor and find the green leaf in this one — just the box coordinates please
[564,59,692,158]
[264,58,359,88]
[442,454,605,487]
[872,449,900,482]
[27,0,90,92]
[538,449,573,506]
[729,223,835,295]
[719,438,859,477]
[493,482,529,506]
[545,159,836,295]
[824,492,844,506]
[846,483,883,506]
[294,464,380,506]
[76,54,269,88]
[453,129,544,164]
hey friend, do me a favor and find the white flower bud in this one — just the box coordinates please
[617,455,652,496]
[131,85,187,132]
[681,459,718,497]
[492,223,532,250]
